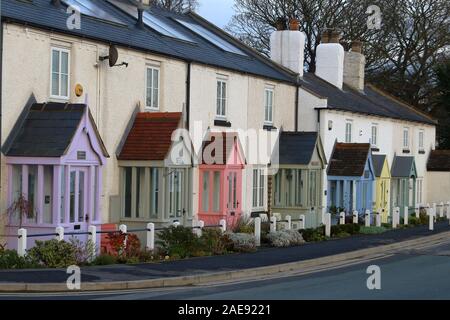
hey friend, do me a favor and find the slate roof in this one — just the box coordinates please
[3,102,108,157]
[1,0,295,83]
[427,150,450,172]
[200,132,242,165]
[277,132,318,165]
[372,154,387,177]
[118,112,182,161]
[328,143,371,177]
[391,156,415,178]
[300,73,436,125]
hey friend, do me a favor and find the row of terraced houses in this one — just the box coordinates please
[1,0,449,249]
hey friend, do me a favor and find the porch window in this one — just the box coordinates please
[252,169,265,209]
[146,66,160,110]
[308,171,318,206]
[274,171,282,206]
[216,79,227,118]
[264,88,274,124]
[213,172,221,212]
[43,166,53,224]
[168,170,183,218]
[274,169,304,208]
[150,168,159,219]
[202,171,210,212]
[124,167,132,218]
[51,47,70,99]
[136,167,146,218]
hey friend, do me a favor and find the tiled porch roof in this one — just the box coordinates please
[427,150,450,172]
[118,112,182,161]
[328,143,371,177]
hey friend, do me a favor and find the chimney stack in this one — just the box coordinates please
[343,41,366,91]
[270,18,305,76]
[315,29,345,89]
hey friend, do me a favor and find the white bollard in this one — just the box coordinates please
[325,213,331,237]
[432,203,437,218]
[198,220,205,237]
[428,208,434,231]
[376,212,381,227]
[88,225,97,259]
[146,223,155,251]
[339,212,345,225]
[55,226,64,242]
[299,215,306,230]
[392,208,399,229]
[17,228,27,257]
[254,217,261,247]
[439,202,444,218]
[404,206,409,226]
[321,207,326,225]
[285,216,292,230]
[353,211,359,224]
[119,224,127,249]
[415,205,420,219]
[270,216,277,233]
[365,210,371,227]
[173,221,181,228]
[219,219,227,233]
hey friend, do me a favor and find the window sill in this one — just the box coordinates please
[144,107,160,112]
[402,149,411,154]
[49,96,70,102]
[214,119,232,127]
[263,124,277,131]
[371,147,380,152]
[419,150,426,155]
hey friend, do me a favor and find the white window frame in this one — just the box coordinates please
[50,47,70,100]
[345,121,353,143]
[145,66,160,110]
[371,124,378,147]
[252,168,265,210]
[419,130,425,151]
[264,87,274,125]
[216,78,227,119]
[403,128,410,149]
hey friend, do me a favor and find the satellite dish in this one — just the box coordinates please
[99,45,119,67]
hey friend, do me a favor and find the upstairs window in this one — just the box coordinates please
[252,169,265,209]
[146,67,160,110]
[419,130,424,150]
[51,47,70,99]
[216,79,227,118]
[403,128,410,149]
[264,88,274,124]
[371,125,378,147]
[345,122,352,143]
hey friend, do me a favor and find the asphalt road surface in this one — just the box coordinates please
[2,238,450,300]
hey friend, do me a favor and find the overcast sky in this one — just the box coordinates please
[198,0,236,28]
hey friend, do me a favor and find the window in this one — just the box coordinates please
[150,168,159,219]
[345,122,352,143]
[264,88,274,124]
[213,172,221,212]
[146,67,160,110]
[416,179,423,204]
[252,169,265,209]
[403,128,410,149]
[216,80,227,118]
[168,170,183,218]
[274,171,282,206]
[371,125,378,147]
[309,171,318,207]
[124,168,132,218]
[51,47,70,99]
[202,171,210,212]
[419,130,424,150]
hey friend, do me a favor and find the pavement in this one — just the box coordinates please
[0,222,449,293]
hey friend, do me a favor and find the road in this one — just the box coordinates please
[1,238,450,300]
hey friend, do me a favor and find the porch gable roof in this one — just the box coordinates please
[391,155,417,178]
[276,132,326,167]
[2,100,108,158]
[327,143,371,177]
[372,154,390,178]
[118,112,183,161]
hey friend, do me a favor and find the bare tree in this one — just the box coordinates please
[152,0,199,12]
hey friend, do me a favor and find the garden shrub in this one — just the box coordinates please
[227,233,257,253]
[301,226,326,242]
[69,238,96,265]
[107,232,141,262]
[267,230,305,247]
[157,226,202,259]
[359,226,388,235]
[92,254,117,266]
[331,224,360,237]
[232,217,254,234]
[27,240,77,268]
[200,228,229,255]
[0,248,39,269]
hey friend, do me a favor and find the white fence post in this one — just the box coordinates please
[447,202,450,221]
[392,208,399,229]
[428,208,434,231]
[146,223,155,251]
[432,203,437,218]
[321,207,326,225]
[173,221,181,228]
[415,205,420,219]
[254,217,261,247]
[270,216,277,233]
[404,206,409,226]
[17,228,27,257]
[339,212,345,225]
[198,220,205,237]
[299,215,306,230]
[286,215,292,230]
[325,213,331,237]
[55,226,64,242]
[376,212,381,227]
[365,210,371,227]
[88,225,97,259]
[219,219,227,233]
[439,202,444,218]
[119,224,127,249]
[353,211,358,224]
